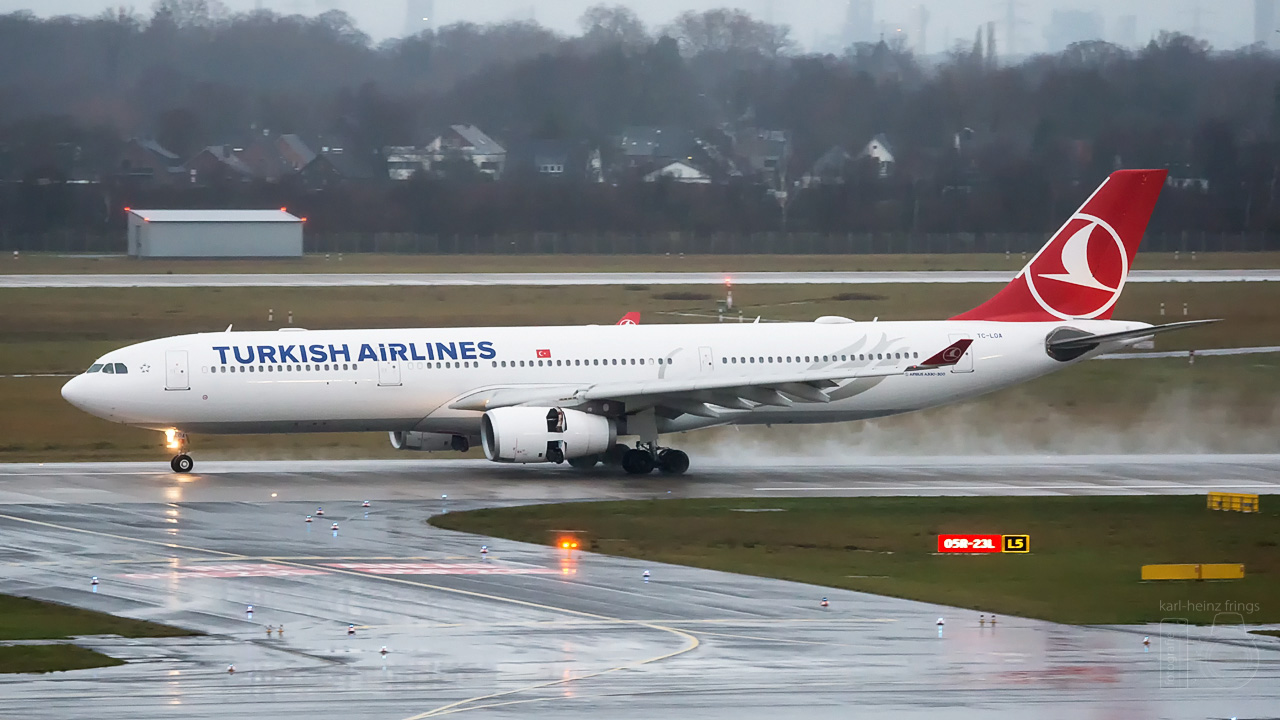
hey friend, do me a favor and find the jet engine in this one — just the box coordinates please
[480,407,615,463]
[389,431,474,452]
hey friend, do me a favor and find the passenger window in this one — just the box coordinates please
[87,363,103,373]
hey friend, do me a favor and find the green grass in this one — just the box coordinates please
[0,594,194,673]
[5,251,1278,275]
[0,594,194,641]
[0,645,125,674]
[0,281,1276,461]
[430,496,1280,625]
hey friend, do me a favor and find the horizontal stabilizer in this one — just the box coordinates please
[1047,319,1218,352]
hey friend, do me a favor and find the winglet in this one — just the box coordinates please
[910,338,973,370]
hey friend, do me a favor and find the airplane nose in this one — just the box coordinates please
[61,375,90,411]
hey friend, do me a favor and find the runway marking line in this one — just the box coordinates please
[754,482,1280,492]
[0,510,700,718]
[323,562,558,575]
[122,563,328,579]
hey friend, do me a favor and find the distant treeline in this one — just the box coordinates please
[2,3,1280,243]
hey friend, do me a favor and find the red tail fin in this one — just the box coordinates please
[951,169,1167,322]
[617,312,640,325]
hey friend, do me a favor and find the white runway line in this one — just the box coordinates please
[753,482,1280,492]
[3,269,1280,288]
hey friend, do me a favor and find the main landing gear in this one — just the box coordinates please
[566,443,689,475]
[621,443,689,476]
[166,429,193,473]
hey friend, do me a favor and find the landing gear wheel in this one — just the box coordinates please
[621,448,656,475]
[568,454,600,469]
[171,454,194,473]
[604,443,629,466]
[657,449,690,475]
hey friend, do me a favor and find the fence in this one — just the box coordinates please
[5,230,1280,255]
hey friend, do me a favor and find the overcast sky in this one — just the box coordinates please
[0,0,1261,54]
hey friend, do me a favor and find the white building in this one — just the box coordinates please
[643,161,711,184]
[385,125,506,180]
[126,209,304,258]
[858,134,896,178]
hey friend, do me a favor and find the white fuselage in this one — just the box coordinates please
[60,318,1142,438]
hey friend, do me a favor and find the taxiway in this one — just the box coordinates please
[0,457,1275,719]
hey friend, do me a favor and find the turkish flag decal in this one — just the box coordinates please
[536,349,551,358]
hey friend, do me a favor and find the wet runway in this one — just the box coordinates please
[3,269,1280,288]
[0,456,1276,719]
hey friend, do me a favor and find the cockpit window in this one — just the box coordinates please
[113,363,127,374]
[102,363,115,374]
[87,364,103,373]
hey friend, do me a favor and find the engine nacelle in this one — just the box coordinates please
[389,431,474,452]
[481,407,615,464]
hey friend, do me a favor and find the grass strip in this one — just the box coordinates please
[0,645,126,674]
[0,594,195,641]
[430,495,1280,625]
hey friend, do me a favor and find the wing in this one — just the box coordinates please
[449,338,973,418]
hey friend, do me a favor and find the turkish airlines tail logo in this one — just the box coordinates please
[951,169,1167,322]
[616,312,640,325]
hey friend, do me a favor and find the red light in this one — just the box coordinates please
[123,206,131,212]
[280,207,287,212]
[300,217,307,222]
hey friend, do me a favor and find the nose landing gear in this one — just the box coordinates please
[165,430,193,473]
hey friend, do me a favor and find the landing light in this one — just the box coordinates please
[164,428,181,450]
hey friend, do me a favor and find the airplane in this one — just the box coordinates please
[62,169,1212,476]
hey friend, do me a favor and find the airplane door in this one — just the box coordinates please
[378,359,402,387]
[948,333,974,373]
[165,350,190,390]
[698,346,715,372]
